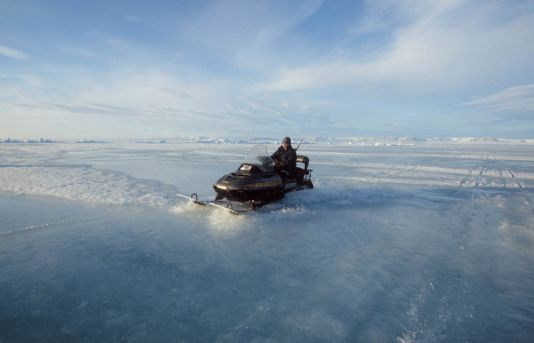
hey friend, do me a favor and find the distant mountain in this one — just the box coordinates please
[76,139,108,144]
[130,136,534,145]
[2,138,58,144]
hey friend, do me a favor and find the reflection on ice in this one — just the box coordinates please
[171,199,249,233]
[206,208,248,232]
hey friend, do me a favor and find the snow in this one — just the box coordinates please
[1,142,534,341]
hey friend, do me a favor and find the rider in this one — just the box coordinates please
[271,136,297,177]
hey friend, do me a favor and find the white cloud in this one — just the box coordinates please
[1,64,299,138]
[463,84,534,113]
[1,32,329,137]
[260,1,534,94]
[0,44,30,60]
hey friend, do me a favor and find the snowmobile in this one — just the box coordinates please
[178,145,313,214]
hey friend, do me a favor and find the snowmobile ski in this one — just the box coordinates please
[177,193,241,215]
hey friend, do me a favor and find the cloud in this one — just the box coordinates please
[125,14,144,23]
[259,1,534,94]
[348,0,463,35]
[17,102,225,122]
[2,61,335,138]
[176,0,323,69]
[2,65,280,136]
[463,84,534,113]
[0,44,30,60]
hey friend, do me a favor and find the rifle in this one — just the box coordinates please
[295,138,304,151]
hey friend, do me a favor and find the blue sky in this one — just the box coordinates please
[1,0,534,139]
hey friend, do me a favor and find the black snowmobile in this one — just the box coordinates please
[178,145,313,214]
[213,146,313,204]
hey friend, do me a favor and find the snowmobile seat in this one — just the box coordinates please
[295,155,312,183]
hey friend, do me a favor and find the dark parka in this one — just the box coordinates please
[271,145,297,176]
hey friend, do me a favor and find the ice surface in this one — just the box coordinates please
[1,142,534,342]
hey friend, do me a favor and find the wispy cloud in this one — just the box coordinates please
[258,62,361,92]
[125,14,144,23]
[0,44,30,60]
[62,47,99,59]
[463,84,534,113]
[260,1,534,94]
[176,0,323,69]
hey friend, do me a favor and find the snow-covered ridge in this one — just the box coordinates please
[426,137,534,143]
[0,166,179,207]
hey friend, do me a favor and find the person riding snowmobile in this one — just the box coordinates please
[271,136,297,177]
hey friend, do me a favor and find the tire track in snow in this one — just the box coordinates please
[475,167,484,188]
[460,166,483,189]
[499,168,507,189]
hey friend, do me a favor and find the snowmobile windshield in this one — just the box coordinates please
[243,145,274,172]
